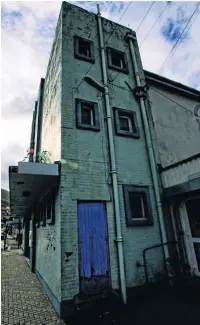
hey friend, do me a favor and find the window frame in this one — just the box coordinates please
[123,185,153,226]
[113,107,140,138]
[40,202,46,227]
[107,47,128,74]
[74,36,95,63]
[46,188,56,225]
[76,98,100,132]
[35,204,40,228]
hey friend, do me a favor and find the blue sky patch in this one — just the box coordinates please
[1,5,23,30]
[189,71,200,90]
[35,15,57,38]
[161,5,189,43]
[72,1,124,14]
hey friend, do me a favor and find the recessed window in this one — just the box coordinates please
[129,192,147,220]
[123,185,153,226]
[79,38,91,58]
[35,205,40,228]
[81,102,94,126]
[46,188,56,225]
[76,99,100,132]
[40,203,46,227]
[107,47,128,73]
[35,188,56,227]
[113,108,140,138]
[74,36,95,63]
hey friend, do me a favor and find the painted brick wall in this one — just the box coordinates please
[148,86,200,167]
[59,2,164,301]
[40,11,62,163]
[101,15,164,287]
[35,187,61,300]
[34,12,62,301]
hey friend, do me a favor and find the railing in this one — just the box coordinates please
[136,241,188,285]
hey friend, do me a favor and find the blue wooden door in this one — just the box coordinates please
[78,202,110,294]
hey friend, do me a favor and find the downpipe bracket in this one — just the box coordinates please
[115,237,123,243]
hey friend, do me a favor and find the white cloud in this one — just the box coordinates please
[1,1,200,190]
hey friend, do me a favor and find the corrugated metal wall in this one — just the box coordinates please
[161,156,200,188]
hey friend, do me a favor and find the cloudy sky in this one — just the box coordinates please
[1,1,200,190]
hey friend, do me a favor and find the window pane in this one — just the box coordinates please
[111,51,124,68]
[119,116,130,131]
[193,243,200,271]
[186,198,200,237]
[79,39,91,58]
[81,103,94,125]
[129,193,147,219]
[47,201,51,220]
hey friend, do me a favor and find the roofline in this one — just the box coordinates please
[144,70,200,100]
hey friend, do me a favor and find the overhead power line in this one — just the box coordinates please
[109,1,155,82]
[159,9,200,66]
[140,1,170,47]
[74,1,133,92]
[135,1,155,33]
[157,3,200,73]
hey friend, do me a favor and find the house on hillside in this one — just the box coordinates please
[8,1,200,319]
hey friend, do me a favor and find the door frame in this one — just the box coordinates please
[179,198,200,277]
[77,201,111,294]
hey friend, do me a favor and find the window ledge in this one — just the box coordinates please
[116,130,140,138]
[108,64,129,74]
[74,52,95,63]
[76,124,100,132]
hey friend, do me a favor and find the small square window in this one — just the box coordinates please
[79,39,91,58]
[74,36,95,63]
[81,102,95,126]
[129,192,147,220]
[107,47,128,73]
[76,99,100,132]
[123,185,153,226]
[113,108,140,138]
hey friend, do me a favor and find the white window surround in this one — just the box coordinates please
[82,105,94,126]
[131,196,147,221]
[179,200,200,277]
[119,115,133,133]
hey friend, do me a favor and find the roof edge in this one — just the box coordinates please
[144,70,200,99]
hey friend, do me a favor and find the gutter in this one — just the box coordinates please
[96,6,127,304]
[126,33,169,262]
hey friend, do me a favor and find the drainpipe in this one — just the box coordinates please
[96,6,127,304]
[127,33,169,261]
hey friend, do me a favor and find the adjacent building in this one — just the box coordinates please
[1,188,10,220]
[145,71,200,277]
[9,2,200,319]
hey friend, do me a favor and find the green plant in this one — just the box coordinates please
[23,149,52,163]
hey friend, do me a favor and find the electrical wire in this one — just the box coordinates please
[108,1,155,82]
[74,1,133,92]
[140,1,170,47]
[135,1,155,33]
[158,9,200,66]
[150,86,198,116]
[158,3,200,73]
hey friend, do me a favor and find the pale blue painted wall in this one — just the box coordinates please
[60,2,164,301]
